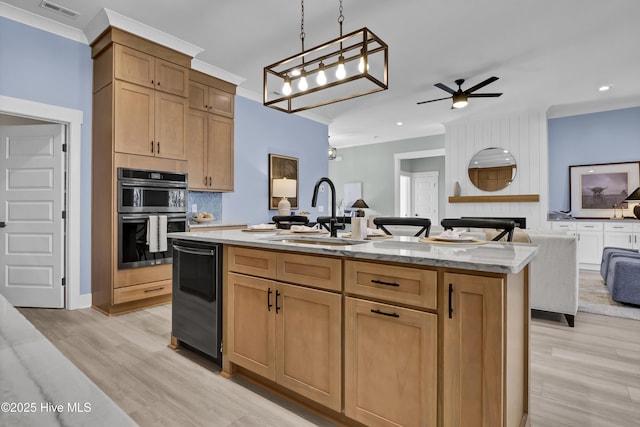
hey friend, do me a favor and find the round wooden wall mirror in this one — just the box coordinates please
[468,147,517,191]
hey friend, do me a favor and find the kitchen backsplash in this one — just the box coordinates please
[188,191,222,220]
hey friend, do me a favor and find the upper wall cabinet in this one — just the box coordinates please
[115,45,189,97]
[92,28,191,161]
[189,81,234,118]
[187,70,236,191]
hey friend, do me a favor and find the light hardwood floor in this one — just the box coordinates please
[19,304,640,427]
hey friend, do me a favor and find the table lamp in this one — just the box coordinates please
[351,198,369,217]
[273,178,297,216]
[624,187,640,219]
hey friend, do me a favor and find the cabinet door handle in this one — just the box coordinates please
[144,287,164,293]
[209,177,212,186]
[203,177,207,185]
[275,290,281,313]
[151,80,154,85]
[448,283,453,319]
[157,142,160,154]
[630,235,633,243]
[267,287,273,311]
[370,309,399,318]
[371,279,400,287]
[150,141,154,153]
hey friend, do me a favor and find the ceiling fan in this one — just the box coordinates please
[417,76,502,109]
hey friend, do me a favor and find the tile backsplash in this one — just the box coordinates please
[188,191,222,219]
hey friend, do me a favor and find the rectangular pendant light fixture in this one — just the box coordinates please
[263,1,388,114]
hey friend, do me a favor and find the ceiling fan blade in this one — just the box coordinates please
[434,83,457,95]
[467,93,502,98]
[417,96,451,105]
[464,76,499,94]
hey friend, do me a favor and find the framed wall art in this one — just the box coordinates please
[569,161,640,218]
[269,154,299,210]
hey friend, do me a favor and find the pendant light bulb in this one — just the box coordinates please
[336,56,346,80]
[358,50,369,73]
[282,76,292,96]
[298,69,308,91]
[316,62,327,86]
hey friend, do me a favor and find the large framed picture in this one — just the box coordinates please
[569,161,640,218]
[269,154,299,210]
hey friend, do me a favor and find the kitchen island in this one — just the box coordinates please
[168,229,538,427]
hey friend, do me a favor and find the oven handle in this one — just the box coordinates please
[119,181,187,189]
[120,214,187,221]
[172,244,215,257]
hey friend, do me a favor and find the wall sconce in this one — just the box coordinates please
[328,145,337,160]
[272,178,297,216]
[263,0,388,114]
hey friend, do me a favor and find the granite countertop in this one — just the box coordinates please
[168,229,538,274]
[187,221,247,229]
[0,295,136,427]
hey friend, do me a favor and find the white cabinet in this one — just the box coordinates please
[551,221,640,270]
[604,222,640,249]
[576,223,604,268]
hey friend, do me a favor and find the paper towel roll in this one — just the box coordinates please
[351,217,367,240]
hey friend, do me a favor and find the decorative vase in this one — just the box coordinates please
[453,181,461,197]
[634,205,640,220]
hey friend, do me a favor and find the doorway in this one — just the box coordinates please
[394,148,445,222]
[0,95,84,309]
[0,124,65,307]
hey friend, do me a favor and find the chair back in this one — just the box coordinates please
[373,217,432,237]
[272,215,309,230]
[316,216,351,232]
[440,218,516,241]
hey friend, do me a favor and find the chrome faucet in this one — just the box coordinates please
[311,177,344,237]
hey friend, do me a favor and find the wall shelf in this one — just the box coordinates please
[448,194,540,203]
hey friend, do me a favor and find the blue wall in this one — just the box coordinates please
[1,17,328,295]
[0,17,93,294]
[224,96,328,225]
[548,107,640,211]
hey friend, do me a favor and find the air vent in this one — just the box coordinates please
[40,1,79,19]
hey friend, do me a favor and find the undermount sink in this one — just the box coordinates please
[266,236,369,246]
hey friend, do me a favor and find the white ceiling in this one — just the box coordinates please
[3,0,640,148]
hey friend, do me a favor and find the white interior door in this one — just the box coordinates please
[412,172,439,224]
[0,124,65,308]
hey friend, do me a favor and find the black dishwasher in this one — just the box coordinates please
[171,239,222,364]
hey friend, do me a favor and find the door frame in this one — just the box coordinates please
[0,95,85,309]
[393,148,445,216]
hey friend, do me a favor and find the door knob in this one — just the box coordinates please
[0,222,6,228]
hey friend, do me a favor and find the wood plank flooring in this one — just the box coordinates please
[18,305,640,427]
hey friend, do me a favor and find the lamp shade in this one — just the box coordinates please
[273,178,297,198]
[624,187,640,201]
[351,198,369,209]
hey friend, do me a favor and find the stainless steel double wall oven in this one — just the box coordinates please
[117,168,188,269]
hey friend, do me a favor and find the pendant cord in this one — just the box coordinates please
[300,0,305,55]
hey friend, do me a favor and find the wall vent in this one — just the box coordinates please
[40,1,79,19]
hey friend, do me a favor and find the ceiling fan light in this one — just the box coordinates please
[452,94,468,109]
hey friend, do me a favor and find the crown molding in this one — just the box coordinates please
[84,8,202,57]
[547,96,640,119]
[0,1,87,43]
[191,59,246,86]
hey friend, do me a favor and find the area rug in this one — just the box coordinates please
[578,270,640,320]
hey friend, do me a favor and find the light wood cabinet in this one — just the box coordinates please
[344,260,437,309]
[344,296,437,427]
[223,247,529,427]
[187,70,236,192]
[90,27,191,315]
[114,44,189,97]
[114,80,187,159]
[442,272,504,427]
[227,271,342,411]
